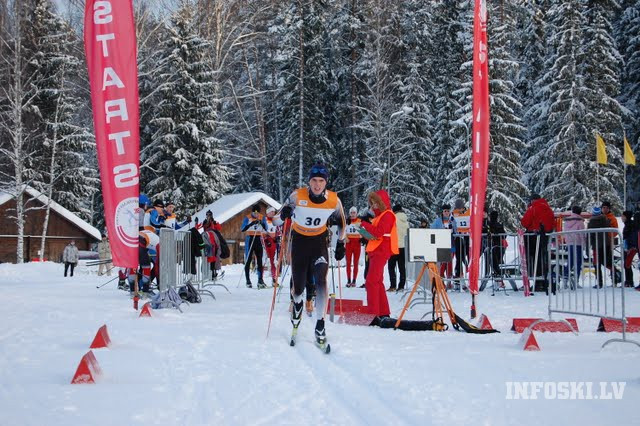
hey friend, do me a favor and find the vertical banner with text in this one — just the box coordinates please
[84,0,140,267]
[468,0,490,295]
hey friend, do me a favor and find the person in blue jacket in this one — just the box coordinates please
[241,204,268,288]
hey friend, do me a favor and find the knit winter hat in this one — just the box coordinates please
[441,203,451,211]
[308,162,329,181]
[592,206,602,215]
[349,207,358,214]
[454,198,465,210]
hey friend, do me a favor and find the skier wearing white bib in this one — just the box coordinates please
[276,162,346,351]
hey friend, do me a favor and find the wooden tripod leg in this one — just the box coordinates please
[394,262,429,328]
[429,263,458,327]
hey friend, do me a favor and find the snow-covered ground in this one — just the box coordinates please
[1,261,639,426]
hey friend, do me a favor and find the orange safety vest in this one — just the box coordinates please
[291,188,340,237]
[346,218,362,241]
[366,210,399,255]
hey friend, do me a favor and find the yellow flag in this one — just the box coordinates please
[624,135,636,166]
[596,133,607,165]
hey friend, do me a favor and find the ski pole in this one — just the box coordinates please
[329,247,337,323]
[336,258,343,316]
[267,219,290,338]
[96,275,119,289]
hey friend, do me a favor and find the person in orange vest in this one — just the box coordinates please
[264,206,281,285]
[359,189,397,317]
[276,162,346,349]
[345,207,362,287]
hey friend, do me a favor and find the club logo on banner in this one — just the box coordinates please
[84,0,140,267]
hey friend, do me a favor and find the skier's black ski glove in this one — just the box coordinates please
[280,206,293,219]
[335,240,345,261]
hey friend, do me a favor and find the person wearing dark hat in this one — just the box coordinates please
[241,203,268,288]
[431,203,456,281]
[274,161,346,350]
[387,204,408,291]
[143,199,167,234]
[521,192,555,293]
[621,210,637,288]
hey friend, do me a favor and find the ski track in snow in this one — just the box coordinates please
[0,261,639,425]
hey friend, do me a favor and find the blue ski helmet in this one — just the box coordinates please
[139,194,150,207]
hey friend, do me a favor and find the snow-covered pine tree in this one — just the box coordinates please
[533,0,612,210]
[614,0,640,204]
[390,0,436,224]
[516,0,550,194]
[145,1,230,211]
[581,0,624,210]
[23,0,98,221]
[431,0,470,206]
[483,2,527,230]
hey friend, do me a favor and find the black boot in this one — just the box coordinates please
[257,278,267,289]
[246,281,252,288]
[315,319,326,344]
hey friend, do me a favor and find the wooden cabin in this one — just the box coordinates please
[0,186,101,263]
[193,192,282,265]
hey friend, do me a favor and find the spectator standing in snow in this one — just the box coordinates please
[360,190,397,317]
[431,203,456,281]
[587,206,621,289]
[387,204,408,292]
[520,193,555,293]
[452,198,470,280]
[97,234,112,276]
[62,240,79,277]
[562,206,585,288]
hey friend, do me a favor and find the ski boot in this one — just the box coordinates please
[257,279,267,289]
[290,300,303,346]
[246,281,252,288]
[315,319,330,353]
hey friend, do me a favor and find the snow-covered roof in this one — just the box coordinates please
[193,192,281,225]
[0,186,101,241]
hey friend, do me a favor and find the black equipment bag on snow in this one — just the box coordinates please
[178,282,202,303]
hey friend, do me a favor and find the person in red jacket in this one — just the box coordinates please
[360,190,398,317]
[520,193,555,293]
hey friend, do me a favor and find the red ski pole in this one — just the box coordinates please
[266,219,291,338]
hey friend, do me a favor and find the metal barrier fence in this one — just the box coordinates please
[407,231,545,295]
[547,227,639,348]
[158,228,229,301]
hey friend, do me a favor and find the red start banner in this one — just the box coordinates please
[84,0,140,267]
[468,0,490,295]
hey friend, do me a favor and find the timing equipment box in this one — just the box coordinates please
[407,228,452,263]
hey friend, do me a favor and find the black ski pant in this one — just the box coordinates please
[454,235,469,278]
[525,233,549,292]
[387,247,406,289]
[64,262,76,277]
[290,232,328,319]
[244,235,264,283]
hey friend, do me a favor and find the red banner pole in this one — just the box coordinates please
[84,0,140,268]
[468,0,490,314]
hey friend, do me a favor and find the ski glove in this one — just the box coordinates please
[280,206,293,219]
[335,241,345,261]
